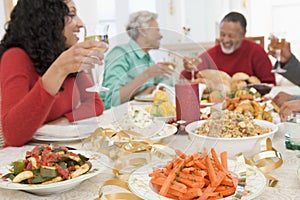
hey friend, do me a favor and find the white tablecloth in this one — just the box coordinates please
[1,86,300,199]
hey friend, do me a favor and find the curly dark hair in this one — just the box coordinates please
[0,0,70,75]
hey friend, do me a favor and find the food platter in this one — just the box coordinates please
[0,150,111,196]
[128,159,267,200]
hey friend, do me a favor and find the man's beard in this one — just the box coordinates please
[220,42,236,54]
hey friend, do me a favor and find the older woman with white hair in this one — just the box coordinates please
[100,10,174,109]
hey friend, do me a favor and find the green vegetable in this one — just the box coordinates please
[40,166,58,178]
[13,161,25,175]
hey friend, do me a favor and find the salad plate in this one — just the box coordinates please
[128,159,267,200]
[0,150,111,196]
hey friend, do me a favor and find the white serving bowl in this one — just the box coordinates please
[185,119,278,158]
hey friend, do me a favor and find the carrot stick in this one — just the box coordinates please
[159,158,185,196]
[177,171,204,182]
[217,186,236,197]
[213,170,226,187]
[175,149,186,158]
[151,177,187,193]
[182,167,195,173]
[176,177,205,188]
[220,151,228,172]
[184,156,194,167]
[194,160,207,169]
[197,185,217,200]
[166,161,173,171]
[220,176,235,186]
[178,188,202,200]
[194,169,207,177]
[211,148,226,173]
[205,156,217,186]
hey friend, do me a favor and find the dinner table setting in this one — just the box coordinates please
[1,81,300,200]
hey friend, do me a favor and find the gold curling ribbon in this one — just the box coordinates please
[96,179,142,200]
[83,128,176,199]
[244,138,283,187]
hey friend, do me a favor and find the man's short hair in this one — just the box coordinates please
[221,11,247,34]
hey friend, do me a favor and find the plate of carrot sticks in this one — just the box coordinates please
[128,148,266,200]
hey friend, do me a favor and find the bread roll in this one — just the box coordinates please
[230,80,247,90]
[232,72,249,81]
[248,76,261,84]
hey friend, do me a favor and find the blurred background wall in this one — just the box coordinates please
[1,0,300,58]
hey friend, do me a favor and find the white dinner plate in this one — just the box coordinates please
[33,117,100,142]
[200,102,215,106]
[0,150,111,196]
[134,94,154,102]
[153,115,176,122]
[32,132,91,142]
[128,159,267,200]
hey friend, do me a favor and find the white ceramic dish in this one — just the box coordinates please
[33,117,100,141]
[185,119,278,158]
[134,124,177,142]
[0,150,111,196]
[115,107,166,138]
[32,133,90,142]
[153,115,176,122]
[33,124,97,141]
[200,102,215,107]
[128,159,267,200]
[134,94,154,102]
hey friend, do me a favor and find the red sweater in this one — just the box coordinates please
[181,39,276,85]
[0,48,104,147]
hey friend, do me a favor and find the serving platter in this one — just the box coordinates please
[128,159,267,200]
[0,150,111,195]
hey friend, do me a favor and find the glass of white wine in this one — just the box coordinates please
[84,23,109,92]
[269,33,286,73]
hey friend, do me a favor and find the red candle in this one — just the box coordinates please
[175,82,200,124]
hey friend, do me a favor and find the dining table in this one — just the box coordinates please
[1,86,300,200]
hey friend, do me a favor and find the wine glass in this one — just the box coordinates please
[84,23,110,92]
[269,35,286,73]
[162,51,177,85]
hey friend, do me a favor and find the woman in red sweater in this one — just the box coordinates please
[0,0,107,147]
